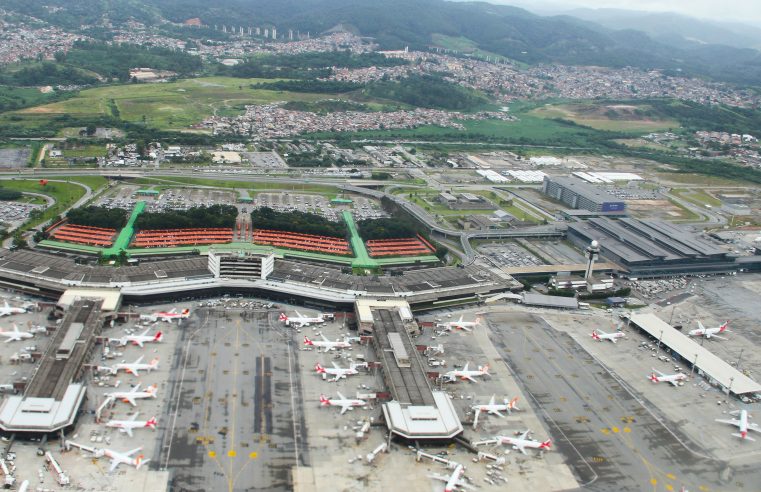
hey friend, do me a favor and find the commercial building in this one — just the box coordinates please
[542,176,626,213]
[567,218,735,277]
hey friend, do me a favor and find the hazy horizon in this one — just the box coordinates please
[489,0,761,26]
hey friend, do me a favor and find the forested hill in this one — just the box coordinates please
[5,0,761,86]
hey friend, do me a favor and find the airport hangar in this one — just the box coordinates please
[628,313,761,398]
[0,248,518,438]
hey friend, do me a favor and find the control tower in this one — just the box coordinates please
[584,240,600,280]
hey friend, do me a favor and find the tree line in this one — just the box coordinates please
[357,218,415,239]
[251,206,347,237]
[136,204,238,230]
[67,206,128,229]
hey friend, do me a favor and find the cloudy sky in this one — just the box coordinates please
[499,0,761,25]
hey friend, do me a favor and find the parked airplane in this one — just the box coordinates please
[439,315,481,332]
[716,409,759,441]
[319,392,366,415]
[443,363,490,383]
[689,320,730,340]
[476,431,551,454]
[471,396,519,429]
[0,324,33,343]
[104,383,158,407]
[0,301,25,317]
[110,329,163,348]
[648,368,688,386]
[104,413,158,437]
[591,324,625,343]
[304,335,351,352]
[142,308,190,323]
[315,362,359,382]
[102,356,159,377]
[428,463,476,492]
[64,441,149,472]
[280,311,325,328]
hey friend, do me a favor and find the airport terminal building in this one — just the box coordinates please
[567,218,736,278]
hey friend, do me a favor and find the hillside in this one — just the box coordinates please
[3,0,761,86]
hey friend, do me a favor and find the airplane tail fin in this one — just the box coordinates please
[279,313,288,321]
[181,308,190,316]
[507,396,519,411]
[720,321,730,332]
[732,432,755,441]
[154,332,163,342]
[150,358,160,368]
[480,364,490,375]
[147,384,158,397]
[315,363,325,373]
[319,394,330,406]
[591,330,600,340]
[304,336,313,345]
[135,455,149,470]
[649,373,659,382]
[540,440,552,450]
[146,417,158,429]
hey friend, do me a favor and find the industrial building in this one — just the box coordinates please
[628,313,761,397]
[567,218,736,277]
[542,176,626,213]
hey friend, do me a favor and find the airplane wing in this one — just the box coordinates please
[331,361,341,369]
[457,315,464,323]
[734,433,756,441]
[472,408,481,429]
[336,391,346,400]
[126,447,142,457]
[130,368,141,377]
[652,368,665,377]
[461,325,472,332]
[513,443,528,455]
[294,310,303,318]
[124,396,137,406]
[710,335,728,340]
[461,363,469,372]
[129,413,140,421]
[135,340,144,348]
[715,418,740,427]
[108,458,121,473]
[134,355,144,364]
[124,427,133,438]
[697,320,705,331]
[517,430,530,440]
[668,379,680,387]
[339,404,350,415]
[598,329,608,336]
[463,375,477,383]
[748,423,761,433]
[4,337,14,343]
[488,409,506,418]
[488,395,495,406]
[610,337,618,344]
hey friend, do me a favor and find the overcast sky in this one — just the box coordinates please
[499,0,761,25]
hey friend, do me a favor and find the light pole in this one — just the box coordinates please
[726,376,734,404]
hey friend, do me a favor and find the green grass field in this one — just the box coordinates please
[6,77,383,131]
[671,188,722,207]
[61,145,107,158]
[1,179,85,231]
[132,176,341,195]
[530,102,679,133]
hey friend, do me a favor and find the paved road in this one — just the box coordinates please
[486,312,758,492]
[161,309,307,492]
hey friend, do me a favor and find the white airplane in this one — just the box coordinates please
[439,315,481,332]
[319,392,366,415]
[102,447,149,472]
[716,409,759,441]
[315,362,359,382]
[102,356,159,377]
[689,320,730,340]
[280,310,325,328]
[443,363,490,383]
[110,329,163,348]
[428,463,476,492]
[0,324,33,343]
[0,301,25,317]
[648,368,688,386]
[472,395,519,429]
[591,323,625,343]
[143,308,190,323]
[104,413,158,437]
[304,335,351,352]
[104,383,158,407]
[477,431,552,455]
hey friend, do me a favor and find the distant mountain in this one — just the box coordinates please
[3,0,761,86]
[564,8,761,51]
